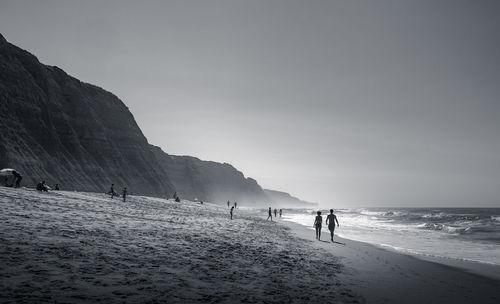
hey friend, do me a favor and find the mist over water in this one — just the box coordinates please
[282,208,500,265]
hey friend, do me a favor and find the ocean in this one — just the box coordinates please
[280,207,500,265]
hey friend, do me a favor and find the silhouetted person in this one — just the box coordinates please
[108,184,116,198]
[267,207,273,221]
[313,211,322,240]
[54,184,60,190]
[279,209,282,218]
[122,187,127,202]
[36,180,48,192]
[227,200,230,207]
[234,201,237,208]
[172,192,180,202]
[274,208,277,218]
[326,209,340,242]
[200,200,203,205]
[230,206,234,220]
[12,171,22,188]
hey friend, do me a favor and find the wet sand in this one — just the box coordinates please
[280,220,500,304]
[0,187,359,303]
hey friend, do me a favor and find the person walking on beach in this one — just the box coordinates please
[122,187,127,202]
[267,207,273,221]
[274,208,277,218]
[108,184,115,198]
[326,209,340,242]
[227,200,230,207]
[313,211,323,240]
[230,206,234,220]
[279,209,282,218]
[234,201,237,208]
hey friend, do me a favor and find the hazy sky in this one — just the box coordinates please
[1,0,500,207]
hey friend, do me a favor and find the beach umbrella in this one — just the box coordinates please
[0,168,16,177]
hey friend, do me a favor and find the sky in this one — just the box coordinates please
[1,0,500,207]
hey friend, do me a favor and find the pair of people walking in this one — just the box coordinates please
[313,209,339,242]
[108,184,127,202]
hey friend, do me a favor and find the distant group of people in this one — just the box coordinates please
[0,168,63,192]
[35,181,60,192]
[314,209,340,242]
[107,184,127,202]
[266,207,282,221]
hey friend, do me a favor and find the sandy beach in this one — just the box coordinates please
[0,187,358,303]
[281,220,500,304]
[1,187,499,303]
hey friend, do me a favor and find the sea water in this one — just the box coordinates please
[279,208,500,265]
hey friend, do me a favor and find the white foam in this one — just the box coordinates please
[284,212,500,266]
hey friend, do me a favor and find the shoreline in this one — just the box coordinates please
[279,219,500,304]
[1,187,499,303]
[279,215,500,281]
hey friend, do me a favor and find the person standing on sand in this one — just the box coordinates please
[326,209,340,242]
[279,209,282,218]
[274,208,277,218]
[12,171,22,188]
[234,201,237,209]
[313,211,323,240]
[108,184,115,198]
[230,206,234,220]
[122,187,127,202]
[227,200,230,207]
[267,207,273,221]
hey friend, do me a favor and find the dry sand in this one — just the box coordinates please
[2,187,499,303]
[281,220,500,304]
[0,187,359,303]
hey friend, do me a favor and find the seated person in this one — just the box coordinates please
[36,180,48,192]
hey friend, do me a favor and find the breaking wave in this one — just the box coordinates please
[283,207,500,265]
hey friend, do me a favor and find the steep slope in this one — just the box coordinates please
[0,33,314,207]
[264,189,317,207]
[0,33,175,196]
[150,145,270,205]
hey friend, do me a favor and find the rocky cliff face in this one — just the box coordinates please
[0,33,313,206]
[264,189,317,208]
[0,33,175,196]
[150,145,270,205]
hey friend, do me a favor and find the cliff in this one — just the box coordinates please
[264,189,318,207]
[0,33,175,196]
[150,145,270,205]
[0,33,313,206]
